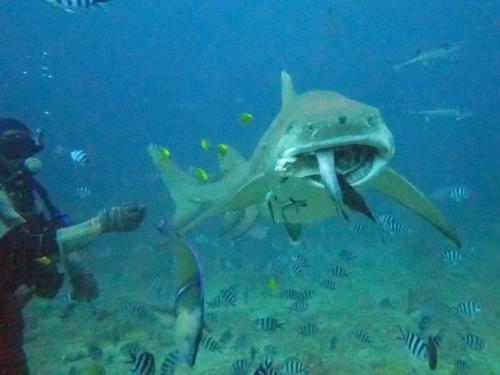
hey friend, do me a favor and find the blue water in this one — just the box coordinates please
[1,1,499,374]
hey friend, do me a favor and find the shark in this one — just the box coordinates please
[149,71,461,248]
[409,108,473,122]
[392,41,466,71]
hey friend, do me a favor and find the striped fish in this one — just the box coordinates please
[254,317,284,331]
[159,350,178,375]
[70,149,89,166]
[352,328,371,344]
[231,359,251,375]
[124,302,153,322]
[299,322,318,337]
[201,336,223,352]
[454,359,469,375]
[331,265,350,277]
[456,301,481,316]
[46,0,110,12]
[280,289,301,300]
[289,299,309,313]
[207,288,237,308]
[289,262,303,278]
[350,223,368,235]
[292,254,309,267]
[378,214,414,234]
[442,249,464,263]
[254,357,278,375]
[449,185,470,202]
[281,359,307,374]
[461,334,484,350]
[75,186,91,199]
[129,350,156,375]
[320,279,336,290]
[398,327,427,358]
[297,289,313,301]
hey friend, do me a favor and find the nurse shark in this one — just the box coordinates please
[149,71,460,247]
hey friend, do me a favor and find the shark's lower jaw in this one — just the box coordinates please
[276,143,381,186]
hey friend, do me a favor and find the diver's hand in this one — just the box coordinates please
[98,204,146,232]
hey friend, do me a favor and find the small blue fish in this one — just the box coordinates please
[75,186,91,199]
[442,249,464,264]
[461,334,484,350]
[159,350,178,375]
[281,359,307,374]
[254,317,284,331]
[299,322,318,336]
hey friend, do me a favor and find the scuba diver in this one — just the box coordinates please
[0,118,146,374]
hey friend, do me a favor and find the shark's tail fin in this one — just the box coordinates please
[148,144,203,228]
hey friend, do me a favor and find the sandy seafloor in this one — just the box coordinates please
[23,205,500,375]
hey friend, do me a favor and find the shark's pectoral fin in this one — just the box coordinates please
[178,173,268,235]
[370,167,461,248]
[284,223,302,242]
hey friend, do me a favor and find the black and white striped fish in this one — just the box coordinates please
[289,262,303,278]
[201,336,223,352]
[254,317,284,331]
[70,149,89,166]
[320,279,336,290]
[289,299,309,313]
[207,288,237,308]
[159,350,178,375]
[297,289,313,301]
[378,214,414,234]
[299,322,318,337]
[254,357,278,375]
[46,0,110,12]
[454,359,469,375]
[291,254,309,267]
[331,265,350,278]
[456,301,481,316]
[442,249,464,263]
[124,302,153,322]
[350,223,368,235]
[281,359,307,374]
[280,289,301,300]
[449,185,470,202]
[398,327,427,358]
[129,350,156,375]
[352,328,371,344]
[231,359,251,375]
[461,334,484,350]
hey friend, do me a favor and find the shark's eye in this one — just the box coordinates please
[286,122,295,132]
[338,115,347,124]
[367,115,375,124]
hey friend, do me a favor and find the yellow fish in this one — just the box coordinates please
[200,139,210,150]
[216,143,229,157]
[194,168,209,183]
[159,147,170,160]
[239,112,253,125]
[268,276,278,294]
[35,256,51,266]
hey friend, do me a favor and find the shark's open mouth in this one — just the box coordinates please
[278,143,379,186]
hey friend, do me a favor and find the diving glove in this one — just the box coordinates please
[98,204,146,233]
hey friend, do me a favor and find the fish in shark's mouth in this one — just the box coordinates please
[278,144,378,221]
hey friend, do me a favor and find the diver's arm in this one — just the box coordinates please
[56,204,146,255]
[56,217,103,255]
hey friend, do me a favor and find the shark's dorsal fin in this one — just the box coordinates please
[281,71,297,108]
[370,167,461,248]
[178,173,268,235]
